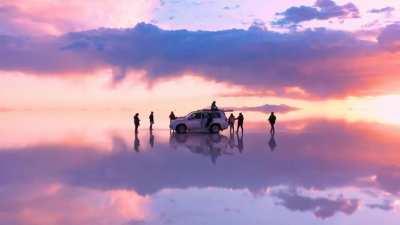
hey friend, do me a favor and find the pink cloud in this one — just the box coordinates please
[0,0,158,35]
[3,23,400,98]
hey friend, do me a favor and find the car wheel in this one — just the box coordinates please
[210,124,221,133]
[176,124,187,134]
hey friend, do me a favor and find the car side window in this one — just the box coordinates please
[189,113,202,120]
[195,113,202,119]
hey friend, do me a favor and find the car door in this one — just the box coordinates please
[186,112,203,131]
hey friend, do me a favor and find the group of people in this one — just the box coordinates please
[227,111,276,134]
[227,113,244,134]
[133,101,277,135]
[133,111,154,133]
[220,100,277,135]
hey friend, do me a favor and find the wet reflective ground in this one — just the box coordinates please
[1,114,400,225]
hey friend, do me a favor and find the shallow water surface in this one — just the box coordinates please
[1,114,400,225]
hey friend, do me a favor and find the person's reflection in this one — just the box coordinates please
[174,133,188,143]
[236,132,244,153]
[210,146,221,164]
[169,132,175,149]
[134,132,140,152]
[268,133,277,151]
[208,134,222,165]
[229,131,235,149]
[149,129,155,148]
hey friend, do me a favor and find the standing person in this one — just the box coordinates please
[169,111,176,121]
[149,111,154,131]
[236,112,244,134]
[169,111,177,132]
[228,113,235,133]
[206,112,213,128]
[134,113,140,133]
[211,101,218,111]
[268,112,277,135]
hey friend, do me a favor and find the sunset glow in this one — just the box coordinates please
[1,0,400,125]
[1,1,400,224]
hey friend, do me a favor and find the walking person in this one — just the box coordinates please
[228,113,235,133]
[236,112,244,135]
[149,111,154,131]
[134,113,140,133]
[268,112,277,135]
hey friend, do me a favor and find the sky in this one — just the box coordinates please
[2,2,400,223]
[1,0,400,121]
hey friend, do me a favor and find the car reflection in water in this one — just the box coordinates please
[170,133,241,164]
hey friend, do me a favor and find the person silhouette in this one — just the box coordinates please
[268,133,277,151]
[211,101,218,111]
[268,112,277,135]
[133,113,140,133]
[149,111,154,131]
[236,112,244,134]
[149,129,154,148]
[169,111,176,132]
[134,132,140,152]
[228,113,235,133]
[169,111,176,121]
[206,112,213,128]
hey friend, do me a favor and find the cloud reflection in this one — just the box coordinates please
[273,189,359,219]
[0,183,150,225]
[1,119,400,223]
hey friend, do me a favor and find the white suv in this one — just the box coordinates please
[170,109,229,133]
